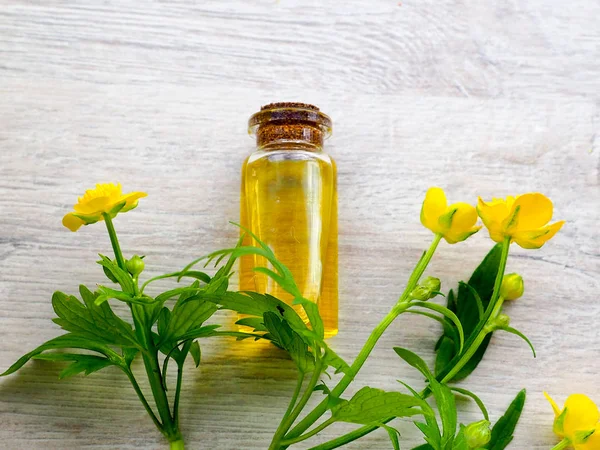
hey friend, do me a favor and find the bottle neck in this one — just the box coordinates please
[256,123,324,151]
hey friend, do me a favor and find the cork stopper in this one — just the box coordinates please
[249,102,332,149]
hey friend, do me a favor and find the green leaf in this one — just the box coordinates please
[263,312,315,373]
[158,281,218,345]
[497,326,537,357]
[459,282,484,320]
[394,348,456,444]
[122,348,139,367]
[235,317,268,332]
[32,353,114,379]
[1,334,119,376]
[435,337,457,377]
[333,386,427,424]
[97,254,135,294]
[189,341,201,367]
[452,426,469,450]
[410,302,464,354]
[379,423,401,450]
[485,389,526,450]
[323,347,351,375]
[292,295,325,339]
[435,244,503,381]
[407,310,461,355]
[52,286,139,348]
[94,285,150,306]
[452,334,493,381]
[411,445,435,450]
[450,387,489,421]
[213,291,308,333]
[140,270,211,293]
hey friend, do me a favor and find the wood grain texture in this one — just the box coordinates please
[1,0,599,449]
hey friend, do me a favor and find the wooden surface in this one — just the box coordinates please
[1,1,599,449]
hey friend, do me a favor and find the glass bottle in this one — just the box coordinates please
[239,102,338,338]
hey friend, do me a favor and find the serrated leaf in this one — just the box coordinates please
[323,347,350,375]
[1,334,119,376]
[485,389,526,450]
[158,281,218,345]
[122,347,139,367]
[235,317,268,332]
[52,286,139,348]
[189,341,201,367]
[292,296,325,339]
[214,291,308,333]
[333,387,427,424]
[263,312,315,373]
[95,285,148,306]
[97,254,135,294]
[32,353,114,379]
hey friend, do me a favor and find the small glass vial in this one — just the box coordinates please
[239,102,338,338]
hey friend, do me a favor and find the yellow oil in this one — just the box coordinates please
[239,148,338,338]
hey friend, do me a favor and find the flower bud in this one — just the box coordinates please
[126,255,145,277]
[500,273,524,300]
[464,420,491,448]
[410,276,441,301]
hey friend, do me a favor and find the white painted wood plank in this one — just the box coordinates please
[1,1,599,449]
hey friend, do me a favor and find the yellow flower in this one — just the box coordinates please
[62,183,147,232]
[545,392,600,449]
[477,193,564,249]
[420,187,481,244]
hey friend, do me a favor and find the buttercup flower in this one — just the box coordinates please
[62,183,147,232]
[420,187,481,244]
[477,193,564,249]
[545,392,600,450]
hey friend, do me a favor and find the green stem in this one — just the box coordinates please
[102,213,126,270]
[281,417,336,446]
[170,439,185,450]
[102,213,182,444]
[283,373,305,424]
[307,424,373,450]
[122,367,164,433]
[551,439,571,450]
[282,234,442,445]
[173,341,192,428]
[309,238,512,449]
[269,359,325,450]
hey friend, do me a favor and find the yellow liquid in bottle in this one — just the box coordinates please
[240,148,338,338]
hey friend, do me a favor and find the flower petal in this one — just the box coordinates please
[119,191,148,213]
[477,197,510,242]
[512,221,565,249]
[421,187,447,234]
[442,202,481,244]
[62,213,85,232]
[73,196,113,214]
[511,193,554,231]
[562,394,600,438]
